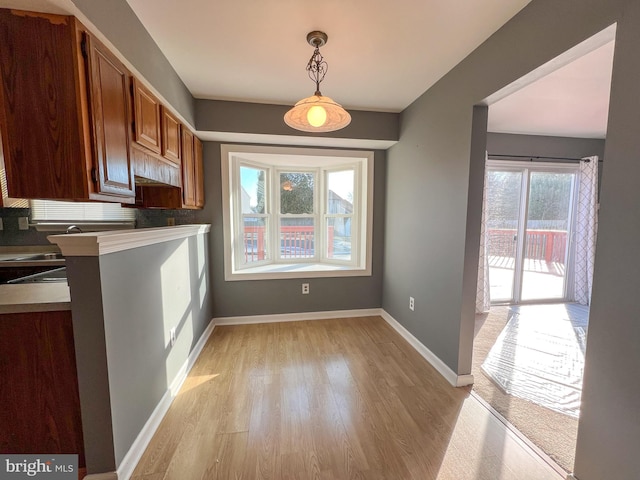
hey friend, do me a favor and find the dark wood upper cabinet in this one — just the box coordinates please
[132,77,162,155]
[0,9,134,202]
[181,129,196,208]
[0,8,202,210]
[194,136,205,208]
[161,106,182,167]
[180,131,204,209]
[84,33,136,199]
[0,131,23,207]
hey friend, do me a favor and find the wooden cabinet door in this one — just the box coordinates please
[0,310,85,468]
[194,136,205,208]
[161,106,181,167]
[84,33,135,199]
[181,129,196,207]
[0,11,89,200]
[132,78,162,154]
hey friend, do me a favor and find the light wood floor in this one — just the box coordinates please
[131,317,562,480]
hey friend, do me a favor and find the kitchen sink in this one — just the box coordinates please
[0,252,66,283]
[6,267,67,284]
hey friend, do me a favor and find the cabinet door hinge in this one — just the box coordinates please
[91,168,98,183]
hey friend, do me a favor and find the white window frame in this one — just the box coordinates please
[221,144,374,281]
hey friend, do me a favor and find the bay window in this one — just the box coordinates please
[221,145,373,280]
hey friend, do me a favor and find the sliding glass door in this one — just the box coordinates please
[486,162,578,304]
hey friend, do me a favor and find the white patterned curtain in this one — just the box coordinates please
[574,156,599,305]
[476,154,491,313]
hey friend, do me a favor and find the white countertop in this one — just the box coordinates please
[0,283,71,314]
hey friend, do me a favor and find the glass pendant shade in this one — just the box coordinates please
[284,94,351,133]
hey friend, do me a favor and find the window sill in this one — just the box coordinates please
[226,263,371,281]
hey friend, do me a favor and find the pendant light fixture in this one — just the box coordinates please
[284,31,351,133]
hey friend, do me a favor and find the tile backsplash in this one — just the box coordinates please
[0,207,198,246]
[0,208,50,246]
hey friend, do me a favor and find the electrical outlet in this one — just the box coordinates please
[409,296,415,311]
[170,327,176,346]
[166,217,175,226]
[18,217,29,230]
[0,218,3,231]
[302,283,310,294]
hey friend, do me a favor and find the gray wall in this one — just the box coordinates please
[487,132,606,160]
[66,255,114,473]
[195,142,386,318]
[67,233,212,473]
[384,0,640,478]
[572,3,640,478]
[196,99,399,142]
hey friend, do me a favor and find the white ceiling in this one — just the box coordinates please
[123,0,533,112]
[488,40,614,139]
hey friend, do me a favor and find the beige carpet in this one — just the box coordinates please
[472,305,580,473]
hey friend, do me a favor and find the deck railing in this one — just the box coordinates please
[243,225,334,262]
[488,229,567,263]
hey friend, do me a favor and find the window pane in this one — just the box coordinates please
[280,172,314,214]
[327,217,352,261]
[280,217,314,258]
[327,170,354,214]
[521,172,574,301]
[243,217,268,263]
[486,170,523,302]
[240,166,266,214]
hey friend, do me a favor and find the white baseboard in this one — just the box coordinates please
[114,319,216,480]
[379,310,474,388]
[213,308,384,325]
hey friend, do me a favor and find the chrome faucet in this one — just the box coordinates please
[66,225,83,234]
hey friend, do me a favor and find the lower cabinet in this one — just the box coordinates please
[0,310,85,471]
